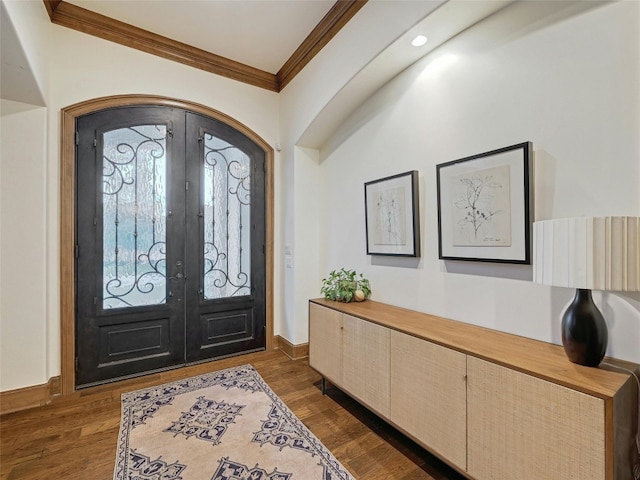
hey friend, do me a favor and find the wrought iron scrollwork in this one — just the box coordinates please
[102,125,167,308]
[203,133,251,299]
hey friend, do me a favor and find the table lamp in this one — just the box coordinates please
[533,216,640,366]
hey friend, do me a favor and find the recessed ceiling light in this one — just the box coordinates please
[411,35,428,47]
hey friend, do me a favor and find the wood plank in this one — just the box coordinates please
[275,335,309,360]
[612,372,640,480]
[0,377,61,415]
[0,350,465,480]
[310,298,635,399]
[60,107,76,395]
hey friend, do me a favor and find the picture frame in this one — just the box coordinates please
[436,142,532,264]
[365,170,420,257]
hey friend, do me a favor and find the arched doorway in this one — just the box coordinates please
[60,96,274,392]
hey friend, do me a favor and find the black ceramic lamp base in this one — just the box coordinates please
[561,288,608,367]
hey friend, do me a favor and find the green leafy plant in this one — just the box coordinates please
[320,268,371,303]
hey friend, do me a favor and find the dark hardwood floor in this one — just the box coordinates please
[0,350,465,480]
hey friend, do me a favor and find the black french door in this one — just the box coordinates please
[75,106,266,388]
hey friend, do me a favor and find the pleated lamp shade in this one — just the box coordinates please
[532,216,640,366]
[533,216,640,292]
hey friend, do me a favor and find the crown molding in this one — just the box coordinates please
[277,0,367,90]
[43,0,367,92]
[44,0,62,19]
[45,0,277,91]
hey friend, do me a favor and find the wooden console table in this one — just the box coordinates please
[308,298,639,480]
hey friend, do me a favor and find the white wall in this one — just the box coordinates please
[278,0,446,344]
[318,1,640,363]
[0,101,49,390]
[2,0,638,392]
[0,0,51,391]
[1,0,50,105]
[0,9,280,390]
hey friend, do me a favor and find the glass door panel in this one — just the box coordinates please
[102,125,168,308]
[203,133,251,299]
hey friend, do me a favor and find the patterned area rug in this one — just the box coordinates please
[114,364,354,480]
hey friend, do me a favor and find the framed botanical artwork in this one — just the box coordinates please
[436,142,532,264]
[364,170,420,257]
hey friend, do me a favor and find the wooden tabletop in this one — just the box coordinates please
[310,298,637,399]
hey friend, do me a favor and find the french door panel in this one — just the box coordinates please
[76,107,187,387]
[184,113,266,363]
[75,107,266,388]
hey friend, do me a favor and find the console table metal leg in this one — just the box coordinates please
[321,377,326,395]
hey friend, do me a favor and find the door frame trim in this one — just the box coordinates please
[60,94,275,395]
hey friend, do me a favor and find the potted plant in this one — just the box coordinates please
[320,268,371,303]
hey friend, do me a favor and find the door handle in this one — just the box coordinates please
[169,272,184,280]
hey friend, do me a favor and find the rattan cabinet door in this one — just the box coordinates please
[389,331,467,471]
[309,303,344,386]
[467,356,605,480]
[342,314,390,417]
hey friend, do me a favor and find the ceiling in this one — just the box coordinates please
[3,0,604,151]
[3,0,515,146]
[42,0,363,91]
[2,0,361,104]
[65,0,337,75]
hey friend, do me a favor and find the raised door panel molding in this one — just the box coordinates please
[389,331,467,471]
[467,356,605,480]
[342,314,390,417]
[308,302,343,386]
